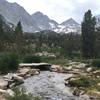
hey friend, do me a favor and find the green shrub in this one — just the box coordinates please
[0,52,19,73]
[6,88,41,100]
[69,77,96,88]
[23,55,41,63]
[91,59,100,68]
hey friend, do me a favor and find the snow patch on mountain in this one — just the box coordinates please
[54,18,81,33]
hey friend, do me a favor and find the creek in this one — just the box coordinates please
[21,71,89,100]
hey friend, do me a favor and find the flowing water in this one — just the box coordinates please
[21,71,90,100]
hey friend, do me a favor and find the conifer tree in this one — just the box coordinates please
[81,10,96,58]
[15,21,25,53]
[0,15,4,51]
[95,27,100,57]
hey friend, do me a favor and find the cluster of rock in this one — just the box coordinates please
[35,52,56,58]
[2,60,100,99]
[0,64,42,99]
[0,76,14,100]
[0,62,64,99]
[64,61,100,99]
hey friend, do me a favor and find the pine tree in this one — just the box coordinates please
[81,10,96,58]
[95,27,100,57]
[0,15,4,51]
[14,21,25,53]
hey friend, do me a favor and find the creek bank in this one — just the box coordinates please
[64,61,100,99]
[21,71,90,100]
[0,61,100,100]
[0,62,63,99]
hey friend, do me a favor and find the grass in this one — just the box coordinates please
[6,88,41,100]
[69,75,100,95]
[0,52,19,74]
[41,56,69,66]
[69,76,96,88]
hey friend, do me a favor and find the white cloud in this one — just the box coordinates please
[7,0,100,23]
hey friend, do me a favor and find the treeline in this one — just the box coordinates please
[81,10,100,58]
[25,31,81,57]
[1,10,100,59]
[0,16,25,54]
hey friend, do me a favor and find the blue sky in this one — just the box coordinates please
[7,0,100,23]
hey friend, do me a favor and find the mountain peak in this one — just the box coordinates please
[0,0,81,33]
[33,11,44,16]
[31,11,58,30]
[67,18,76,22]
[61,18,79,26]
[32,11,50,21]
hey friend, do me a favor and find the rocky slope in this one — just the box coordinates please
[54,18,81,33]
[0,14,13,32]
[1,0,100,34]
[0,0,81,33]
[0,0,39,32]
[95,15,100,28]
[32,12,58,31]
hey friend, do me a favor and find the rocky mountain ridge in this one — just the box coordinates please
[0,0,99,34]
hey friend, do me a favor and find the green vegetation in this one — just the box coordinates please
[81,10,96,58]
[91,59,100,68]
[69,77,96,88]
[0,52,19,74]
[69,75,100,95]
[23,55,41,63]
[14,21,26,54]
[41,56,68,66]
[1,8,100,100]
[25,31,81,58]
[0,15,4,51]
[6,88,41,100]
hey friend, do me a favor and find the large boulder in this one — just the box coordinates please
[76,63,87,69]
[6,89,14,97]
[29,69,40,75]
[17,67,30,77]
[66,66,73,71]
[12,74,24,85]
[0,78,8,90]
[0,89,14,97]
[86,67,92,72]
[67,77,81,87]
[3,73,14,81]
[51,65,63,73]
[93,70,100,76]
[3,73,24,87]
[69,62,79,65]
[0,95,5,100]
[89,91,100,99]
[73,87,81,96]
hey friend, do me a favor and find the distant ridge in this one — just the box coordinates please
[0,0,81,33]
